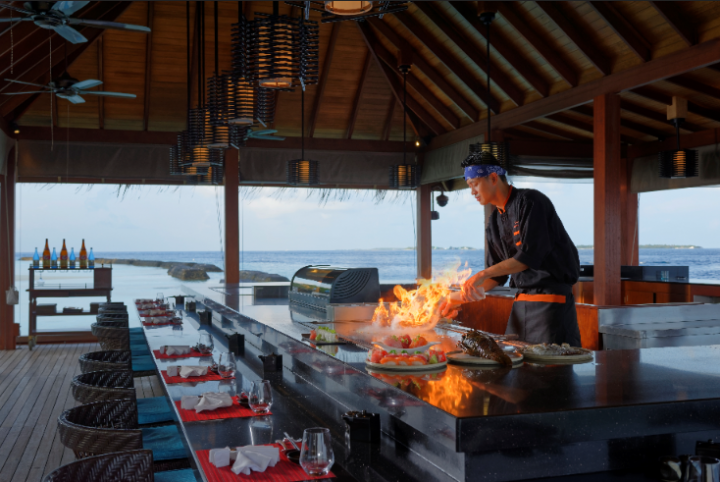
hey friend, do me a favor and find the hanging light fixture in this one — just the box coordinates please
[659,117,698,178]
[234,1,319,91]
[389,64,420,189]
[324,1,373,16]
[461,11,511,172]
[287,85,319,185]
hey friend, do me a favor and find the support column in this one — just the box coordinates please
[0,147,16,350]
[620,157,639,266]
[417,184,432,281]
[593,93,622,306]
[224,149,240,285]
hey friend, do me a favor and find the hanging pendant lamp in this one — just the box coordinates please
[324,1,373,16]
[234,1,319,91]
[287,86,319,185]
[389,65,420,189]
[462,12,511,172]
[659,117,698,178]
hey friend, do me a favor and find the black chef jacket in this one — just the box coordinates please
[485,187,581,345]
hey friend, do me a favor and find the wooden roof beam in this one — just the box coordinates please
[649,1,696,47]
[589,2,652,62]
[414,2,524,106]
[449,1,549,97]
[381,98,395,141]
[536,2,611,76]
[631,86,720,124]
[368,18,478,121]
[309,22,340,138]
[346,51,371,139]
[570,105,669,139]
[357,21,438,138]
[143,1,154,131]
[392,11,500,113]
[524,120,590,141]
[97,35,104,129]
[665,75,720,102]
[546,112,639,144]
[493,2,578,87]
[620,99,702,132]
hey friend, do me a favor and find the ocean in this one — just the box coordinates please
[13,249,720,336]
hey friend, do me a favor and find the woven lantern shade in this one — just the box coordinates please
[461,142,511,172]
[389,164,420,189]
[230,125,250,148]
[287,159,319,185]
[658,118,699,179]
[324,1,373,15]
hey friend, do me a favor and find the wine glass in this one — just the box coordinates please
[217,352,236,378]
[197,333,214,355]
[156,292,164,304]
[248,380,272,414]
[299,428,335,476]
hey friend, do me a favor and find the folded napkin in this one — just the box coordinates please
[195,392,233,413]
[181,395,201,410]
[160,345,192,356]
[231,446,280,475]
[209,447,232,468]
[166,365,208,378]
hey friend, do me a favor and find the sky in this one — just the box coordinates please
[14,179,720,253]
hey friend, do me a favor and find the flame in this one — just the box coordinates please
[422,368,475,413]
[371,261,472,330]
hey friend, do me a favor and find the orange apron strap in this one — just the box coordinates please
[515,293,566,304]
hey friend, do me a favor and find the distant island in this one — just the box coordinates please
[576,244,702,249]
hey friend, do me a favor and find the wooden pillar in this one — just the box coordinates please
[224,149,240,285]
[593,93,622,306]
[620,157,639,266]
[0,147,17,350]
[417,184,432,281]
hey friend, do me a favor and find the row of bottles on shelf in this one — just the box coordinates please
[33,239,94,269]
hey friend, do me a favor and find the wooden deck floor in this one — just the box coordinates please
[0,343,164,482]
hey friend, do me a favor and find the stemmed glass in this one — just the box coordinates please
[156,292,164,305]
[217,352,236,378]
[248,380,272,414]
[197,333,214,355]
[299,428,335,476]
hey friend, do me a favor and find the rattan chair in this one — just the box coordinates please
[58,400,190,472]
[96,318,129,328]
[79,350,155,377]
[71,370,173,426]
[91,323,130,351]
[41,449,154,482]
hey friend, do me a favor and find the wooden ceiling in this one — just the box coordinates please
[4,1,720,148]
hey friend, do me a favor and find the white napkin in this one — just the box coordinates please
[231,446,280,474]
[180,395,200,410]
[166,365,208,378]
[195,392,233,413]
[160,345,192,355]
[209,447,232,468]
[240,446,279,467]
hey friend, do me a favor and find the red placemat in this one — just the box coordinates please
[174,396,271,422]
[196,444,335,482]
[153,349,210,359]
[161,370,232,384]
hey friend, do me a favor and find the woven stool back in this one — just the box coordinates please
[41,449,153,482]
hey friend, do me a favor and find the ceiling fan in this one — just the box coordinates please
[3,72,136,104]
[247,129,285,141]
[0,1,150,44]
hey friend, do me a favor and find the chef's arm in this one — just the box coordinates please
[472,258,529,288]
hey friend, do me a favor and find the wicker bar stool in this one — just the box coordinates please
[71,370,174,426]
[96,315,146,345]
[79,350,156,378]
[58,400,191,473]
[92,322,150,358]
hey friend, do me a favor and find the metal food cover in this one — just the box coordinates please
[289,266,380,314]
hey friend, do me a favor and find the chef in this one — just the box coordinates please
[440,158,581,346]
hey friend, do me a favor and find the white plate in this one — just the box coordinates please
[365,360,447,372]
[371,341,441,353]
[446,350,523,366]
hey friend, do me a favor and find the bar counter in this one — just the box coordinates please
[144,283,720,481]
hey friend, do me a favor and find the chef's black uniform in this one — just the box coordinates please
[486,187,581,345]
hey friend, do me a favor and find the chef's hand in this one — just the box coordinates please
[439,291,464,318]
[463,271,488,300]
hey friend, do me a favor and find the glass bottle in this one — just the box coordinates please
[79,239,87,269]
[42,239,51,269]
[88,248,95,269]
[60,239,68,269]
[69,248,76,269]
[32,248,40,268]
[51,248,58,269]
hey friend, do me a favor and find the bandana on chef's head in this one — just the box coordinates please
[464,164,507,180]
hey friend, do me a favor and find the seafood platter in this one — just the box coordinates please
[366,334,448,371]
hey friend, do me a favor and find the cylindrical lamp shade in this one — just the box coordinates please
[389,164,420,189]
[169,143,181,175]
[230,125,249,148]
[287,159,319,185]
[658,149,699,178]
[187,108,212,148]
[324,1,373,15]
[232,77,256,125]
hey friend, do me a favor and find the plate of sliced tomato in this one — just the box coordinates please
[371,334,440,353]
[365,347,447,371]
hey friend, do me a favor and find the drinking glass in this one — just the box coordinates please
[197,333,214,355]
[299,428,335,476]
[217,352,236,378]
[156,292,164,304]
[248,380,272,414]
[249,416,274,446]
[687,456,720,482]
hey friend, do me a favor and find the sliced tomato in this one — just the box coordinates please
[435,352,446,363]
[309,330,317,341]
[410,336,428,348]
[399,334,412,349]
[370,349,387,364]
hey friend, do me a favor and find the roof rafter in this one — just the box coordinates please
[632,86,720,123]
[524,120,590,141]
[414,2,524,106]
[309,22,340,138]
[346,51,371,139]
[535,2,611,76]
[449,1,549,98]
[368,17,479,121]
[620,99,702,132]
[381,98,395,141]
[665,75,720,102]
[589,1,652,62]
[571,105,668,139]
[392,12,501,113]
[97,34,104,129]
[546,111,639,144]
[648,1,696,47]
[143,1,154,131]
[492,1,579,87]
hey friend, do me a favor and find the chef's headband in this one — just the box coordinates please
[464,164,507,180]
